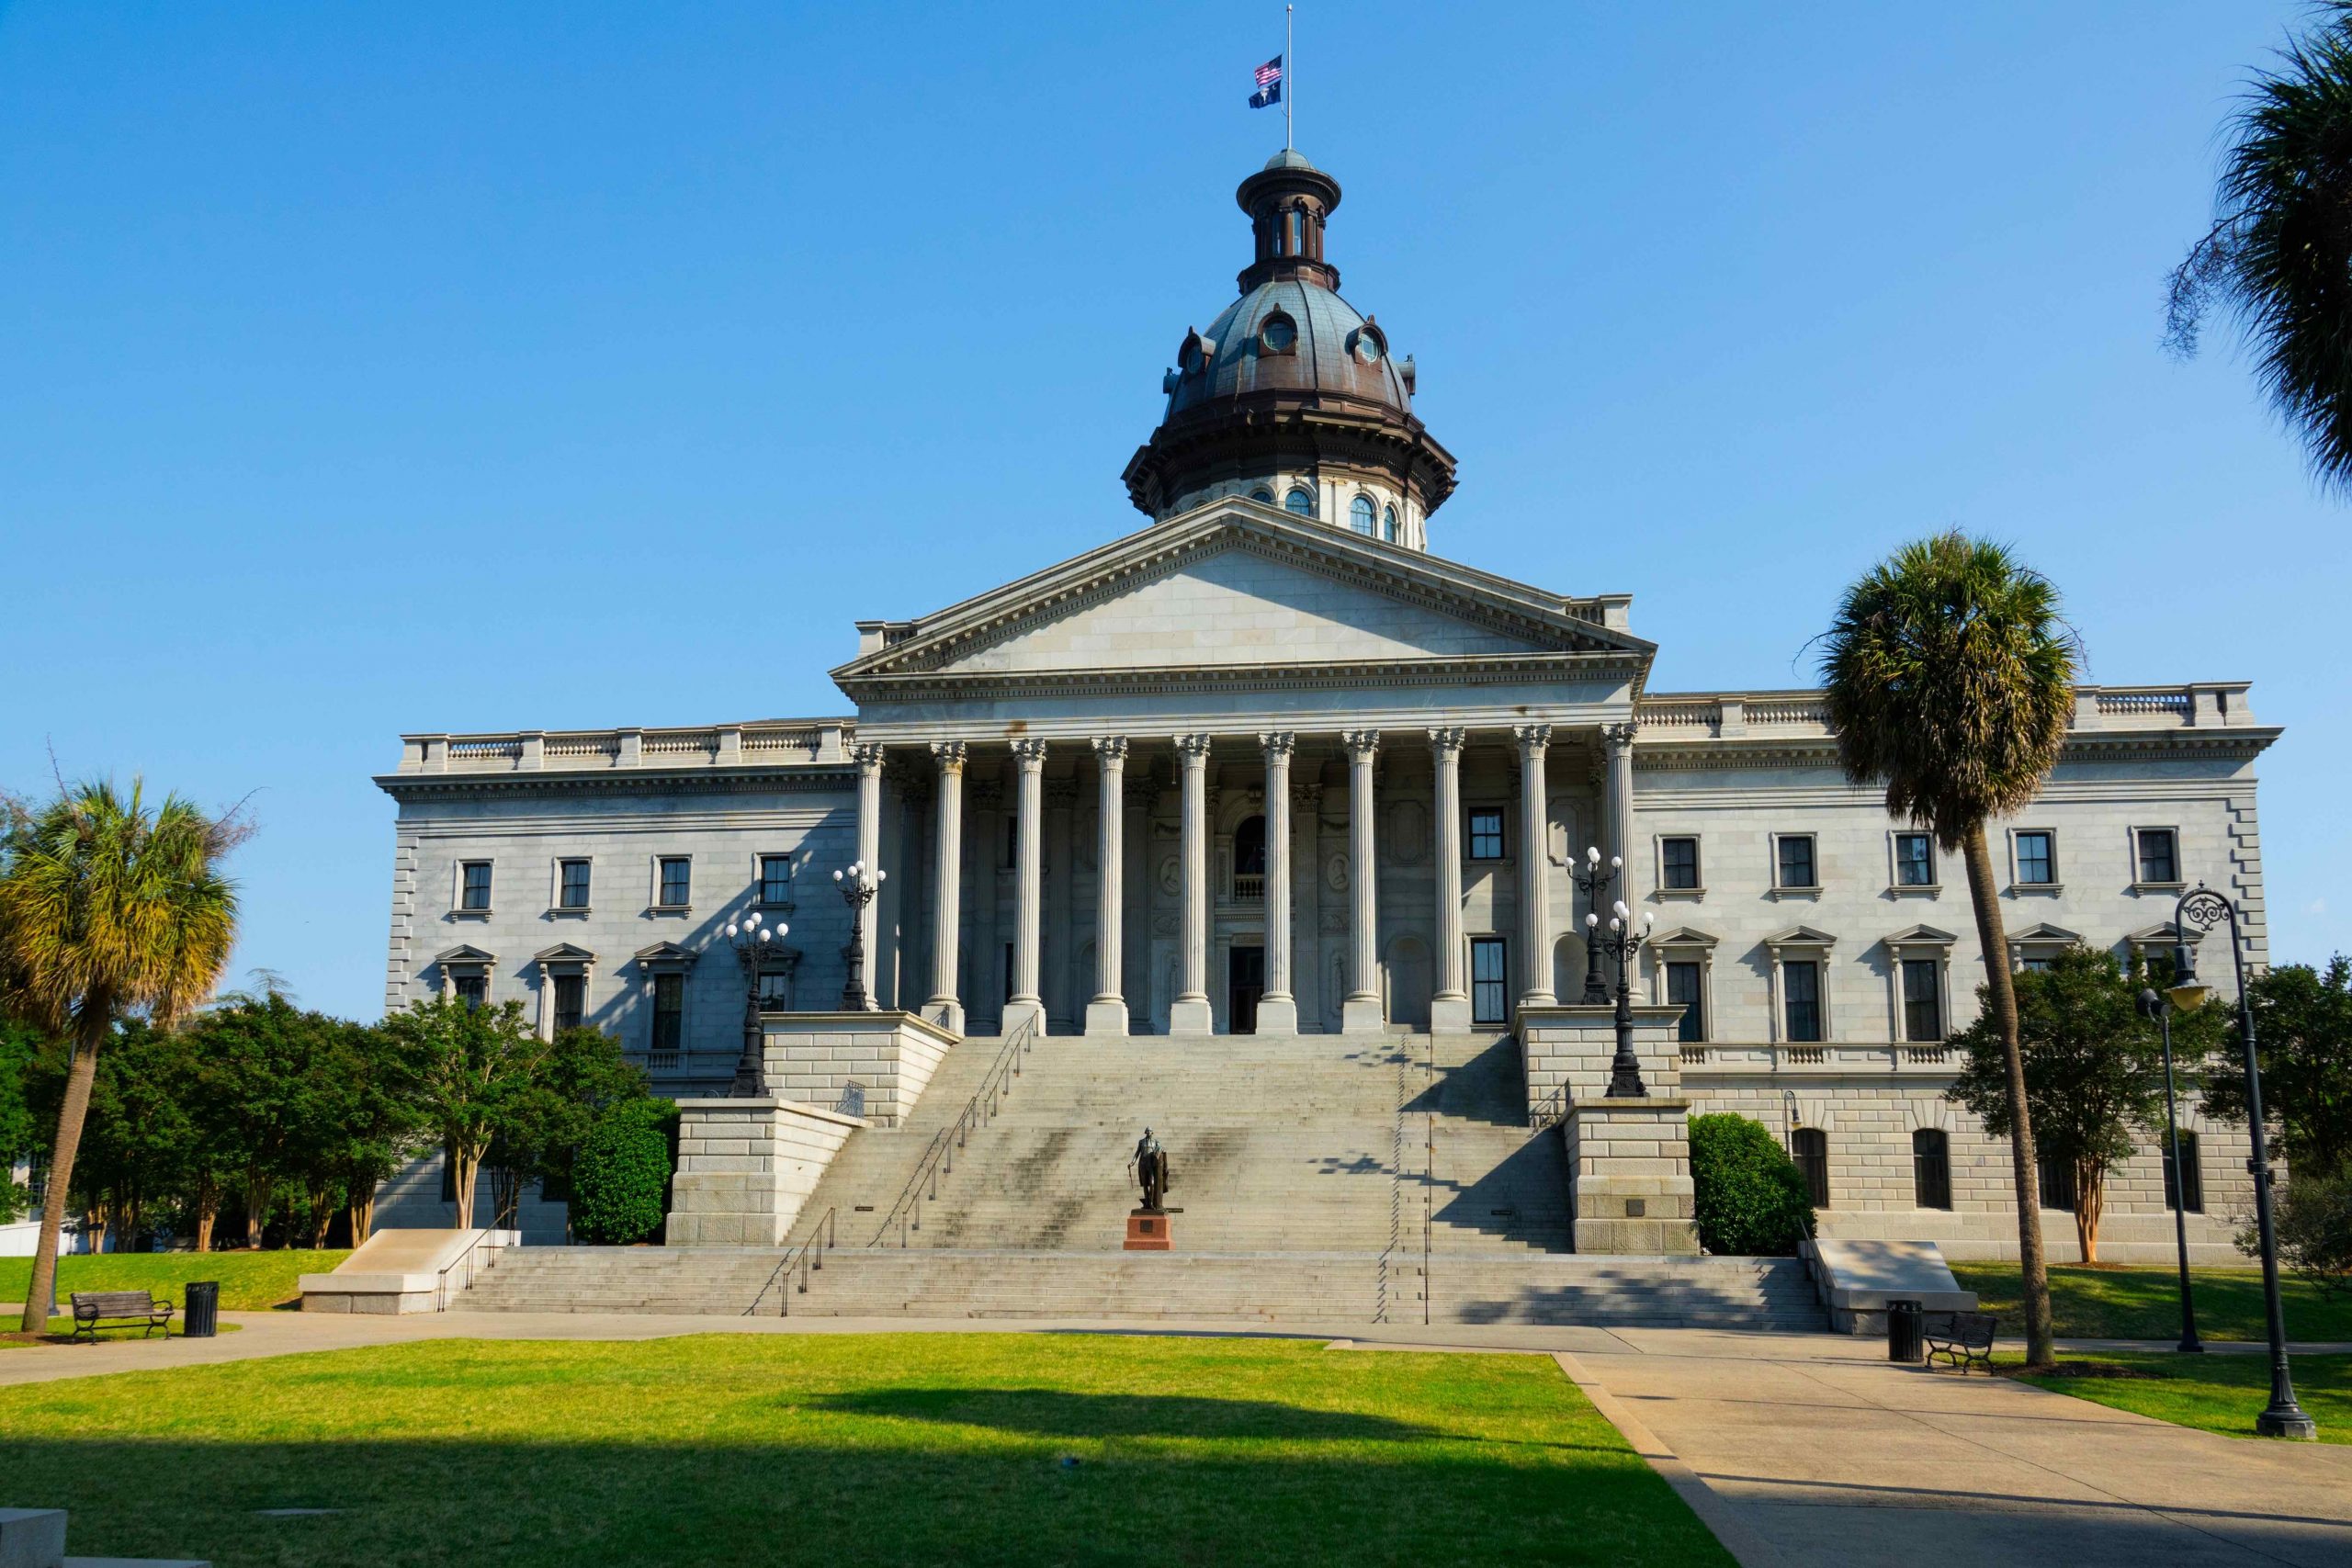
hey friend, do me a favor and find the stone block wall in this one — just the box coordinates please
[1520,1003,1683,1114]
[1563,1098,1701,1255]
[761,1011,959,1126]
[667,1099,865,1247]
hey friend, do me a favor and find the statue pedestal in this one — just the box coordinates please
[1125,1211,1171,1251]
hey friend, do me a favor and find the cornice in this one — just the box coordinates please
[1634,726,2280,773]
[845,648,1645,705]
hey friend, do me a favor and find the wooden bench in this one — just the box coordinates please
[68,1290,175,1343]
[1924,1310,1996,1373]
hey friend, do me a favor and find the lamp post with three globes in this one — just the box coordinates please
[724,908,786,1097]
[833,861,886,1011]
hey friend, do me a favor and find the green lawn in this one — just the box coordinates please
[0,1249,348,1313]
[1950,1262,2352,1342]
[0,1334,1727,1568]
[2015,1351,2352,1444]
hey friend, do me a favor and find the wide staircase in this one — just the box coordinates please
[458,1029,1823,1330]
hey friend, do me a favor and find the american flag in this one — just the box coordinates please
[1250,54,1283,108]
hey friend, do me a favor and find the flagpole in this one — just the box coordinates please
[1285,4,1295,151]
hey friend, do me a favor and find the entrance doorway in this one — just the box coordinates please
[1228,945,1265,1034]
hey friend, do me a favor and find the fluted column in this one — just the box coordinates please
[1170,734,1215,1034]
[1516,723,1555,1007]
[1340,729,1385,1035]
[1257,733,1298,1034]
[1005,738,1048,1035]
[1086,737,1130,1035]
[853,741,886,1007]
[1429,727,1471,1032]
[925,741,967,1034]
[1603,721,1638,892]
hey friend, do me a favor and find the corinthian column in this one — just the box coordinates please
[1429,727,1471,1032]
[925,740,967,1035]
[1170,734,1215,1034]
[1004,738,1048,1036]
[1257,732,1298,1034]
[1086,737,1130,1035]
[852,740,886,1007]
[1516,723,1555,1007]
[1340,729,1385,1035]
[1603,721,1638,893]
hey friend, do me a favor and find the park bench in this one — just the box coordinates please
[1923,1310,1997,1373]
[68,1290,174,1343]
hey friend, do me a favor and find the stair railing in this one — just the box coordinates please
[867,1011,1038,1247]
[747,1206,837,1317]
[1529,1078,1572,1132]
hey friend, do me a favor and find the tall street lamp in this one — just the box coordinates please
[1584,886,1655,1099]
[2170,883,2315,1439]
[833,861,885,1011]
[2135,985,2204,1354]
[1569,845,1620,1005]
[725,909,785,1097]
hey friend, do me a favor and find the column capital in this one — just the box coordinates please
[929,739,968,773]
[1044,777,1080,808]
[1427,725,1467,755]
[1513,722,1555,751]
[852,740,888,773]
[970,779,1004,810]
[1091,734,1129,764]
[1293,780,1324,810]
[1341,728,1382,760]
[1012,737,1050,769]
[1602,720,1641,753]
[1258,730,1296,760]
[1175,732,1214,764]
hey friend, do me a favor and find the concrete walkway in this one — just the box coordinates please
[4,1310,2347,1566]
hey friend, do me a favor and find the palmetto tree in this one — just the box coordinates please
[1818,533,2076,1367]
[0,780,242,1333]
[2167,5,2352,492]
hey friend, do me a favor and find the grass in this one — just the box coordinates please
[1949,1261,2352,1342]
[2013,1350,2352,1444]
[0,1249,348,1313]
[0,1333,1728,1568]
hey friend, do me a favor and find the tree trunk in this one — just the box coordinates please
[192,1178,218,1253]
[2075,1159,2104,1264]
[244,1171,276,1250]
[348,1191,374,1247]
[1961,823,2055,1366]
[20,1002,106,1333]
[452,1145,481,1230]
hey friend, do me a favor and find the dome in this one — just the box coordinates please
[1163,277,1410,428]
[1262,148,1319,172]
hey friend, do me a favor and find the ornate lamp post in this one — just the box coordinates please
[1584,894,1655,1099]
[833,861,885,1011]
[2136,985,2205,1354]
[725,909,786,1097]
[1569,845,1620,1005]
[2169,883,2314,1439]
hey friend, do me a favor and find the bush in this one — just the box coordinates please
[2247,1171,2352,1297]
[569,1100,673,1245]
[1688,1113,1815,1256]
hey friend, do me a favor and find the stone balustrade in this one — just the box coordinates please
[1635,682,2256,740]
[397,719,855,774]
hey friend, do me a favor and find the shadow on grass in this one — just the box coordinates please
[806,1386,1440,1440]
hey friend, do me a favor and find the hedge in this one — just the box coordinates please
[1688,1112,1815,1256]
[571,1100,673,1245]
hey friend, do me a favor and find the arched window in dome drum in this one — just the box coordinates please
[1383,505,1399,543]
[1288,208,1304,254]
[1250,487,1275,505]
[1350,496,1375,535]
[1284,487,1316,518]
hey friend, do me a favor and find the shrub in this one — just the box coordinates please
[1688,1113,1815,1256]
[570,1100,673,1245]
[2246,1171,2352,1297]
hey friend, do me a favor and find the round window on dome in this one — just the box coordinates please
[1352,324,1386,365]
[1284,487,1317,518]
[1261,313,1297,355]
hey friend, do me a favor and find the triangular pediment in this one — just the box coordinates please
[2125,921,2201,948]
[1650,925,1718,949]
[534,942,599,965]
[2007,922,2083,947]
[633,941,698,968]
[433,943,496,967]
[1764,924,1838,948]
[834,504,1649,691]
[1884,923,1960,948]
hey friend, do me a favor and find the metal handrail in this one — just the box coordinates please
[1529,1079,1571,1132]
[747,1206,837,1316]
[867,1011,1037,1247]
[434,1225,503,1311]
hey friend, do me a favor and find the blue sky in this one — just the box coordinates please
[4,2,2346,1021]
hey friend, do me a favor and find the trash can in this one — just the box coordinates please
[183,1280,220,1339]
[1886,1297,1924,1363]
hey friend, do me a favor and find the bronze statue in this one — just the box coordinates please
[1130,1128,1170,1213]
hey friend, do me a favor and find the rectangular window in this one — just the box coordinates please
[1666,960,1705,1043]
[2136,829,2179,886]
[657,856,692,908]
[757,969,792,1010]
[1894,833,1935,887]
[552,973,585,1034]
[1783,960,1823,1043]
[1901,958,1943,1043]
[1661,837,1701,890]
[2015,830,2055,886]
[1913,1129,1952,1210]
[1775,835,1817,890]
[1470,937,1509,1025]
[2164,1131,2204,1213]
[453,973,487,1010]
[759,854,793,906]
[2019,954,2055,974]
[1467,808,1505,862]
[1793,1128,1830,1208]
[2039,1157,2076,1213]
[558,859,591,910]
[459,861,492,911]
[650,973,684,1058]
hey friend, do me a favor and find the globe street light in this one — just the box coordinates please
[833,861,886,1011]
[2170,883,2314,1439]
[1569,844,1621,1005]
[724,909,786,1097]
[2135,984,2204,1354]
[1585,897,1655,1098]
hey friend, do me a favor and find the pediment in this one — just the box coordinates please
[1764,924,1838,948]
[534,942,599,965]
[433,943,496,967]
[1649,925,1718,949]
[1883,923,1959,948]
[834,505,1649,692]
[633,940,698,968]
[2007,922,2083,947]
[2125,921,2201,948]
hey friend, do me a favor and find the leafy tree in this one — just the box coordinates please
[1950,948,2226,1262]
[2258,1172,2352,1296]
[379,994,555,1229]
[2199,955,2352,1182]
[301,1019,417,1247]
[0,779,242,1332]
[0,1017,40,1224]
[1688,1113,1815,1256]
[2167,6,2352,493]
[185,992,342,1247]
[570,1097,674,1246]
[1817,532,2077,1366]
[483,1026,650,1231]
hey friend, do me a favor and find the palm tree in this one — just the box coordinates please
[0,780,242,1333]
[2167,6,2352,492]
[1818,533,2077,1368]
